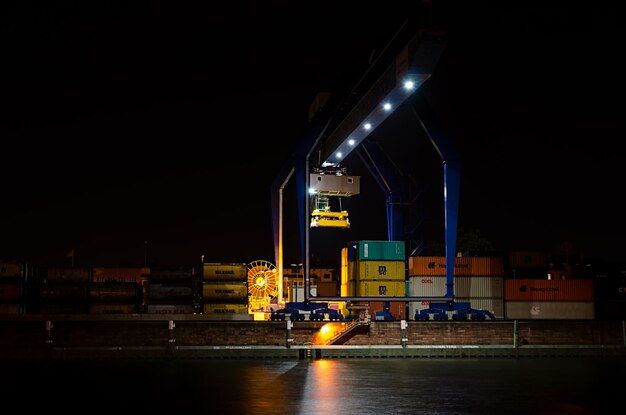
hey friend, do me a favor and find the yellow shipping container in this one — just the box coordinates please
[0,261,22,279]
[356,260,405,281]
[203,303,248,315]
[202,281,248,300]
[356,280,406,296]
[408,256,504,276]
[202,262,248,280]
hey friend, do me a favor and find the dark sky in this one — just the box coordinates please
[3,2,624,268]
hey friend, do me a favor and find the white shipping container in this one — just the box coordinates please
[408,276,504,298]
[505,301,594,320]
[409,298,504,320]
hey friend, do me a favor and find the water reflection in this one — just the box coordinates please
[2,358,624,414]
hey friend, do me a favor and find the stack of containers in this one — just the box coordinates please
[89,267,149,314]
[0,260,25,315]
[407,256,505,319]
[35,267,92,314]
[504,279,594,319]
[344,240,407,320]
[145,267,198,314]
[201,262,249,316]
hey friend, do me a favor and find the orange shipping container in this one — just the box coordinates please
[316,281,338,296]
[92,267,150,284]
[408,256,504,277]
[369,301,406,320]
[504,279,593,301]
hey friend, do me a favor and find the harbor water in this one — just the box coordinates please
[2,357,625,414]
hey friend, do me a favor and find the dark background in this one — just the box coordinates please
[2,2,624,268]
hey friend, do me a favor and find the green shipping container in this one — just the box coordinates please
[348,240,405,261]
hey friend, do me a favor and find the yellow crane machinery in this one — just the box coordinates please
[246,260,278,315]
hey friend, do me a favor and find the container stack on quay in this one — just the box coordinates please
[0,260,26,315]
[145,267,198,314]
[88,267,148,314]
[504,279,594,319]
[407,256,506,319]
[342,240,407,320]
[201,262,250,318]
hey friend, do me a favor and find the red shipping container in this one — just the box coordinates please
[504,279,593,301]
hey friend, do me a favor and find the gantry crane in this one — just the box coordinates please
[270,12,494,320]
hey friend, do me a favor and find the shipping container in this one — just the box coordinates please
[0,303,21,314]
[347,240,405,261]
[0,261,22,279]
[508,267,549,279]
[45,267,92,284]
[203,302,249,315]
[88,303,137,314]
[368,301,407,320]
[149,266,195,283]
[408,256,504,277]
[316,281,338,297]
[290,285,317,302]
[92,267,150,284]
[202,262,247,281]
[504,279,594,301]
[148,283,194,301]
[409,298,504,320]
[146,304,195,314]
[505,301,594,320]
[202,281,248,300]
[355,260,405,281]
[408,276,504,298]
[355,280,406,297]
[89,283,140,302]
[508,250,547,268]
[0,282,22,301]
[36,303,87,314]
[37,284,88,302]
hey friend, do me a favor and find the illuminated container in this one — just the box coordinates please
[347,240,405,261]
[408,256,504,277]
[202,262,247,281]
[409,298,504,320]
[508,250,548,268]
[37,284,88,302]
[148,283,194,301]
[504,279,594,302]
[0,261,22,279]
[408,276,504,298]
[89,283,140,302]
[202,281,248,300]
[355,260,405,281]
[146,304,195,314]
[0,282,21,301]
[203,303,248,315]
[45,267,92,284]
[356,280,406,297]
[92,267,150,284]
[505,301,594,320]
[149,267,194,283]
[88,303,137,314]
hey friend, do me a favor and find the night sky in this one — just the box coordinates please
[3,2,624,268]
